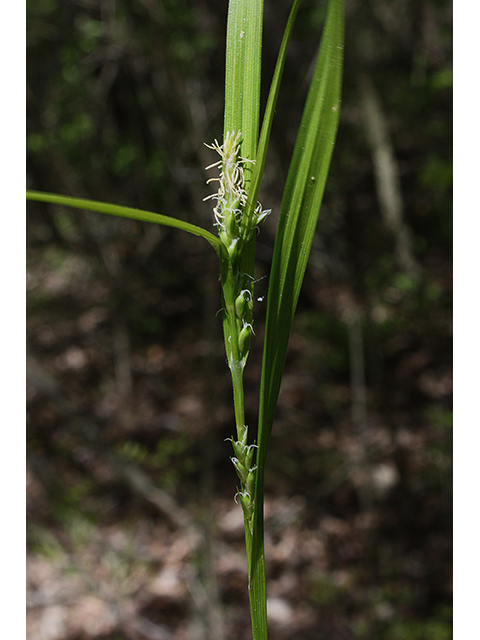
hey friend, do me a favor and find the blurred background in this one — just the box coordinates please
[26,1,452,639]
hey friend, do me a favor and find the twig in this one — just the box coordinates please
[358,73,420,277]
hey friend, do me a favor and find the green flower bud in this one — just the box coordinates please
[238,323,252,357]
[244,444,255,470]
[231,457,248,484]
[235,289,252,320]
[232,438,247,461]
[238,491,254,519]
[227,237,239,259]
[246,470,255,497]
[225,207,239,237]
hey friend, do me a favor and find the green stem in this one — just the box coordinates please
[222,266,247,441]
[221,257,267,637]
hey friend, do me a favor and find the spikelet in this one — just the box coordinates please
[229,424,257,532]
[204,130,270,258]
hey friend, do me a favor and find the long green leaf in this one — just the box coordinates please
[223,0,264,364]
[243,0,301,237]
[223,2,265,637]
[224,0,263,168]
[252,0,344,597]
[241,3,302,638]
[26,191,225,258]
[259,0,344,461]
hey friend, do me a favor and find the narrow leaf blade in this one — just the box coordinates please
[243,0,301,234]
[26,191,225,257]
[253,0,345,556]
[224,0,263,167]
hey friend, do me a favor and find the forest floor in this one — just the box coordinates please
[26,238,452,640]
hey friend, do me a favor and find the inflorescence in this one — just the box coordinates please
[204,131,270,526]
[204,130,270,260]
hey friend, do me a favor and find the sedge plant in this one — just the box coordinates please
[27,0,344,637]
